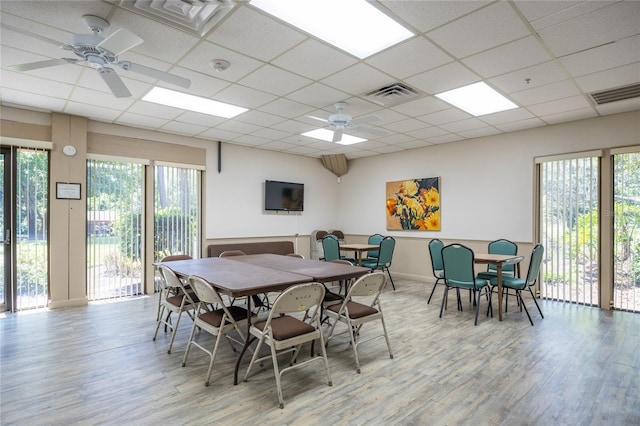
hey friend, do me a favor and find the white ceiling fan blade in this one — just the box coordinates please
[98,67,132,98]
[117,61,191,88]
[332,128,343,143]
[0,23,66,48]
[97,28,143,56]
[7,58,78,72]
[353,114,382,125]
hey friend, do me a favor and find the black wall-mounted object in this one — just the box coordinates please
[264,180,304,212]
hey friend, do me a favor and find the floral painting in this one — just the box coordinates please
[386,177,440,231]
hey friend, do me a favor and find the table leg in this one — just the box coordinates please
[497,264,503,321]
[234,295,252,385]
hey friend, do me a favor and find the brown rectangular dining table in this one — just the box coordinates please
[474,253,524,321]
[156,254,370,383]
[338,243,379,266]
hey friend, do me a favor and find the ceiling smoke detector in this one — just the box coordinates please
[210,59,230,72]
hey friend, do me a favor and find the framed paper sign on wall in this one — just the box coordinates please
[56,182,81,200]
[386,177,440,231]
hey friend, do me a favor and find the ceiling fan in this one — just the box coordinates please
[307,102,387,142]
[3,14,191,98]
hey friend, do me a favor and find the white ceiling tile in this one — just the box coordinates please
[235,110,285,127]
[419,108,472,126]
[514,0,612,27]
[489,61,568,94]
[528,95,594,116]
[239,64,312,96]
[161,67,228,98]
[178,41,263,83]
[127,100,183,120]
[535,1,640,57]
[257,98,316,119]
[458,127,502,139]
[286,83,349,109]
[380,0,491,33]
[115,112,168,129]
[160,121,209,136]
[0,1,114,34]
[390,96,449,117]
[405,126,449,139]
[1,70,73,99]
[198,128,243,141]
[175,111,226,127]
[270,119,316,134]
[576,63,640,94]
[396,139,434,150]
[321,63,394,96]
[0,88,67,112]
[539,107,599,125]
[383,118,431,133]
[429,134,466,144]
[365,37,453,79]
[510,80,582,106]
[63,101,122,122]
[69,86,136,111]
[250,128,289,141]
[0,46,83,85]
[215,120,261,135]
[208,6,305,62]
[439,118,488,133]
[494,117,546,133]
[110,8,200,63]
[462,36,552,78]
[271,39,357,81]
[427,2,530,58]
[230,134,270,146]
[560,35,640,77]
[213,85,276,110]
[257,140,298,151]
[405,62,480,95]
[374,133,415,145]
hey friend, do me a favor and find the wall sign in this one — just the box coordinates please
[56,182,81,200]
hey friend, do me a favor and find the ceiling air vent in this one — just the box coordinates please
[120,0,237,37]
[363,82,423,107]
[589,83,640,105]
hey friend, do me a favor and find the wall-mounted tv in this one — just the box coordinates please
[264,180,304,212]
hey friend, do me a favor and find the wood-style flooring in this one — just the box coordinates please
[1,279,639,426]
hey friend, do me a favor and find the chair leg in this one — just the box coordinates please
[181,320,198,367]
[167,311,183,354]
[379,313,394,360]
[385,267,396,290]
[204,332,224,386]
[346,318,362,373]
[439,286,448,318]
[518,290,534,326]
[427,278,441,303]
[474,289,482,326]
[528,287,544,318]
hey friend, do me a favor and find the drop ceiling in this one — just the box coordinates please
[1,0,639,159]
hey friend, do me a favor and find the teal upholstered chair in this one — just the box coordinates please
[440,244,492,325]
[477,239,518,280]
[361,233,384,262]
[362,236,396,290]
[427,239,445,303]
[490,244,544,326]
[322,234,355,264]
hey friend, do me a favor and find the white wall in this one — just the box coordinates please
[338,111,640,243]
[206,142,340,238]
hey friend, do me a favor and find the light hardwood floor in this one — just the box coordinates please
[1,279,639,426]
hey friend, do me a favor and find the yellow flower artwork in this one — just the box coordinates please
[386,177,441,231]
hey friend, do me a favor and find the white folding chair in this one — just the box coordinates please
[244,282,332,409]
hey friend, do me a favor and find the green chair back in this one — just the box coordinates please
[322,235,341,262]
[367,234,384,258]
[376,236,395,268]
[487,239,518,273]
[428,239,444,274]
[525,244,545,286]
[442,244,477,286]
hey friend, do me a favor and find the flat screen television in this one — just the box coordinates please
[264,180,304,212]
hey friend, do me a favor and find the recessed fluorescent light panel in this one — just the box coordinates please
[143,87,248,118]
[301,129,367,145]
[251,0,413,59]
[435,82,518,116]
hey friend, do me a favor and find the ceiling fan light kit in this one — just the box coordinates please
[304,102,386,144]
[4,15,191,98]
